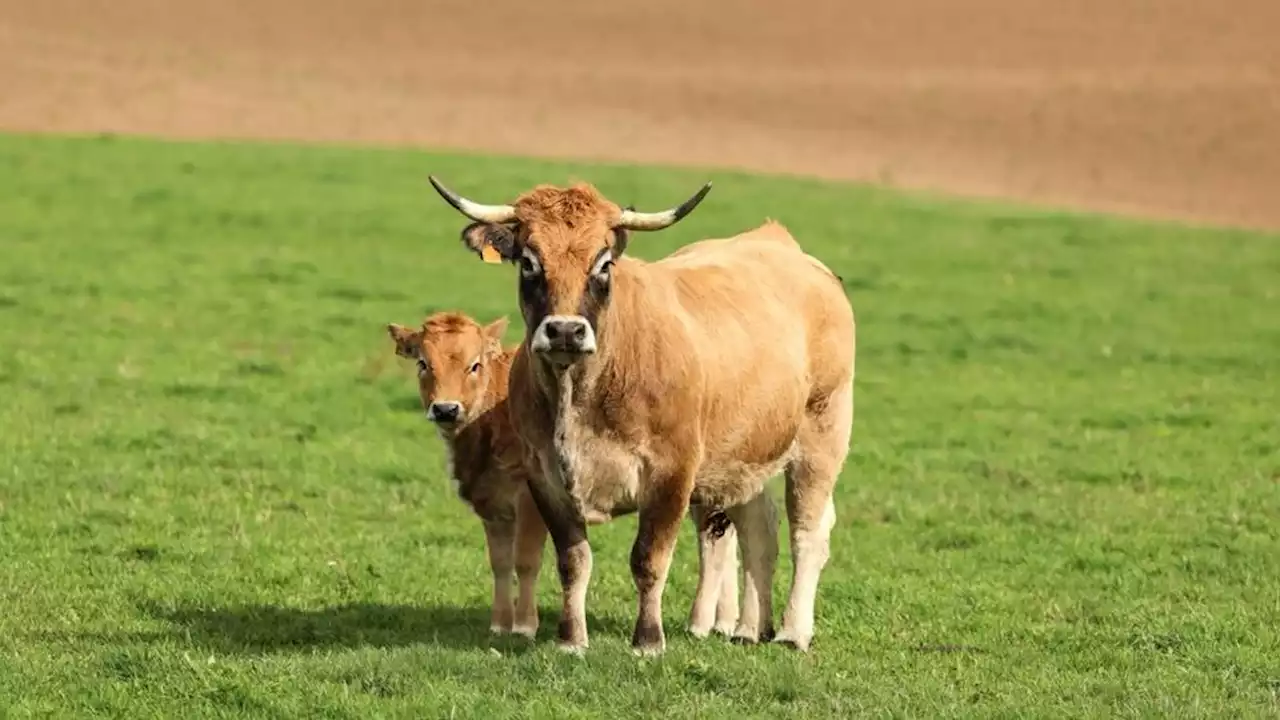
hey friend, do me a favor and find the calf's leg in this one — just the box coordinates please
[481,519,517,634]
[512,485,548,638]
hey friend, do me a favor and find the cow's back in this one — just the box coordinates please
[645,222,855,498]
[655,221,853,389]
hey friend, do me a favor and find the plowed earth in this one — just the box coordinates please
[2,0,1278,229]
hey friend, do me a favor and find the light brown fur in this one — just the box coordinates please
[386,311,746,640]
[437,182,854,655]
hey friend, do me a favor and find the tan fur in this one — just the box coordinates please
[386,310,746,640]
[441,182,855,655]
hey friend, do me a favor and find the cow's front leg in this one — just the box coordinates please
[631,469,696,655]
[527,471,592,652]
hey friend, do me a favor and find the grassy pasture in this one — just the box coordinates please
[0,132,1278,718]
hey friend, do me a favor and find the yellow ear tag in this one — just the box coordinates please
[479,246,503,264]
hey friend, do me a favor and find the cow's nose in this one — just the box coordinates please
[543,319,588,344]
[533,315,597,356]
[428,401,462,423]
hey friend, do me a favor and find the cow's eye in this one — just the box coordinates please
[591,250,614,283]
[416,359,428,376]
[469,361,482,374]
[520,249,542,278]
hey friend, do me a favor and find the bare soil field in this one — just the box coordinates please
[2,0,1278,229]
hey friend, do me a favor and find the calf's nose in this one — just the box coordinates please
[428,401,462,423]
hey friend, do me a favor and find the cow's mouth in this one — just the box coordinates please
[537,346,594,367]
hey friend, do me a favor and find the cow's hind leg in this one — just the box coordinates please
[686,506,739,639]
[775,381,853,651]
[726,490,778,643]
[712,520,740,637]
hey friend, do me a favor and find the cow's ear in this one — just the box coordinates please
[612,207,633,256]
[461,222,520,264]
[611,227,630,257]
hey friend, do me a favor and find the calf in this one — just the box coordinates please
[387,311,751,639]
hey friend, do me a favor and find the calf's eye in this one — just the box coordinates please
[469,361,482,374]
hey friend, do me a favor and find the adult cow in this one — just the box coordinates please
[427,176,856,655]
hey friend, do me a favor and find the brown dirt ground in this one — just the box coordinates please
[2,0,1278,230]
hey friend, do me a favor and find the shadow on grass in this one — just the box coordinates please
[138,600,631,655]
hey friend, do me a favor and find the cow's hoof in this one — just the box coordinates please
[772,629,812,652]
[711,620,737,638]
[556,641,588,656]
[631,642,666,657]
[731,623,775,645]
[632,620,667,656]
[687,621,714,639]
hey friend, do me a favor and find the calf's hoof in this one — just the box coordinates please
[510,623,538,640]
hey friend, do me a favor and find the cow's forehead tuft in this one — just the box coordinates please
[514,184,618,228]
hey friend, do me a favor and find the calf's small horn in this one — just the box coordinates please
[615,182,713,231]
[428,176,517,224]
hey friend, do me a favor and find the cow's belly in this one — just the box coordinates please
[691,439,798,510]
[543,431,797,521]
[542,398,799,521]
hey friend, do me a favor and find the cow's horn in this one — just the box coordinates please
[428,176,517,224]
[615,182,713,231]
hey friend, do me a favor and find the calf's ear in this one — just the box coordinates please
[461,222,520,265]
[482,317,510,355]
[386,323,422,357]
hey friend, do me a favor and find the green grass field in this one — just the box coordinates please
[1,132,1278,718]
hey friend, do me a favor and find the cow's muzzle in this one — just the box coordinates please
[531,315,597,359]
